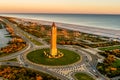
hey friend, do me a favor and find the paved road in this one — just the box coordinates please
[0,18,68,80]
[111,76,120,80]
[0,17,110,80]
[0,18,32,61]
[72,45,110,80]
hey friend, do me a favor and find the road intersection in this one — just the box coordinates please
[0,18,109,80]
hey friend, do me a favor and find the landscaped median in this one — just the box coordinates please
[27,48,80,66]
[99,46,120,51]
[0,58,17,62]
[0,23,3,29]
[22,33,42,46]
[74,72,95,80]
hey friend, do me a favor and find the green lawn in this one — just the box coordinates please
[27,48,80,66]
[30,38,42,46]
[112,59,120,68]
[0,52,11,57]
[23,33,42,46]
[75,73,95,80]
[0,24,3,29]
[7,58,18,61]
[99,46,120,51]
[0,58,17,62]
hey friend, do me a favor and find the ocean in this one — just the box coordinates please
[0,13,120,30]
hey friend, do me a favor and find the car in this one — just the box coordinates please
[93,69,96,72]
[95,75,99,78]
[24,64,28,67]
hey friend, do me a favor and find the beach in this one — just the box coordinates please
[21,18,120,39]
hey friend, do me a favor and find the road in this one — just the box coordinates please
[0,17,110,80]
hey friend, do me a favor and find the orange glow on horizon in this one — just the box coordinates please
[0,0,120,14]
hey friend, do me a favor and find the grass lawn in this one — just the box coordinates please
[0,24,2,29]
[0,52,12,57]
[99,46,120,51]
[0,58,17,62]
[75,73,94,80]
[0,23,3,29]
[23,33,42,46]
[27,48,80,66]
[112,59,120,68]
[30,38,42,46]
[7,58,18,61]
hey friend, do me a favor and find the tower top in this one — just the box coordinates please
[52,22,56,27]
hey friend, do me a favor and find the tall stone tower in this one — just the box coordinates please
[44,22,63,58]
[50,22,57,56]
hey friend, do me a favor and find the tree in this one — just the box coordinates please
[104,55,116,66]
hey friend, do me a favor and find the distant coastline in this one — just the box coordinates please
[0,13,120,30]
[8,16,120,39]
[1,15,120,39]
[26,19,120,38]
[1,13,120,15]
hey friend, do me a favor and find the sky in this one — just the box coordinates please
[0,0,120,14]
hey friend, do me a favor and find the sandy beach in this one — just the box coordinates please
[17,18,120,39]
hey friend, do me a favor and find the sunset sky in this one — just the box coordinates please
[0,0,120,14]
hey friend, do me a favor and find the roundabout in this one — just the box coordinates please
[27,48,81,66]
[0,18,107,80]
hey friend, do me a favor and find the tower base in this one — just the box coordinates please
[44,50,64,58]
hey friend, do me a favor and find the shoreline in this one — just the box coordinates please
[20,18,120,39]
[1,14,120,30]
[2,16,119,39]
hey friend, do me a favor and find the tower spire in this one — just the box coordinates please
[52,22,55,27]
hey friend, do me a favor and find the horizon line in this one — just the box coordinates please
[0,12,120,15]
